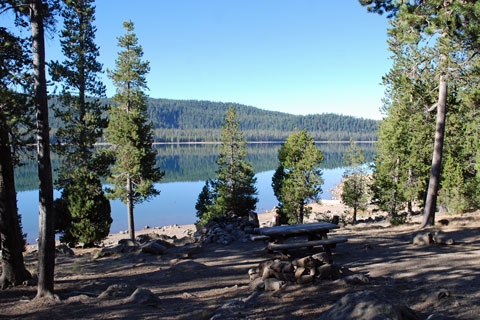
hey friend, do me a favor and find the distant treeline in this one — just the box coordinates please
[15,143,375,192]
[48,97,378,142]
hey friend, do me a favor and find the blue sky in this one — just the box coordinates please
[3,1,391,120]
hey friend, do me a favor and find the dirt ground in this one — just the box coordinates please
[1,203,480,320]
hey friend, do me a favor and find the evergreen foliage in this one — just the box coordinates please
[50,0,112,246]
[272,130,324,224]
[47,97,379,143]
[195,180,213,220]
[341,140,368,224]
[362,0,480,224]
[105,21,164,240]
[0,25,34,288]
[54,167,111,246]
[199,106,258,224]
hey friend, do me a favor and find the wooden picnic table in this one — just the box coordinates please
[253,222,347,262]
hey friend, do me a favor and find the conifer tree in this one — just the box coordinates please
[360,0,480,227]
[272,130,323,224]
[195,180,213,220]
[199,106,257,224]
[0,27,33,288]
[50,0,112,247]
[341,140,368,224]
[105,21,164,240]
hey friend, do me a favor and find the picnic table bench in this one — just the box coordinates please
[253,222,347,262]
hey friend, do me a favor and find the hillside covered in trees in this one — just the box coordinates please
[48,97,378,142]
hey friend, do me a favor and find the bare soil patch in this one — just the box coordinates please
[2,208,480,319]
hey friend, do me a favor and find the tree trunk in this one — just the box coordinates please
[0,124,31,288]
[353,207,357,224]
[30,0,56,298]
[421,73,447,228]
[390,157,400,217]
[127,175,135,240]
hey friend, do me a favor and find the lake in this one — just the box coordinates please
[15,143,375,244]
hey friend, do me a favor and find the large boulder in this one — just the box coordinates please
[318,291,419,320]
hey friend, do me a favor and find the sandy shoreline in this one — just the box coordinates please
[26,200,349,251]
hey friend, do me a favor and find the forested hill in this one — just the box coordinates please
[49,97,378,142]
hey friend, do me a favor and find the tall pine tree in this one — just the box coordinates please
[360,0,480,227]
[199,106,258,224]
[105,21,164,240]
[50,0,112,247]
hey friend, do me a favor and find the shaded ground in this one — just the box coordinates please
[1,210,480,319]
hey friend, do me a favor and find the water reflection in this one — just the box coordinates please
[16,142,375,243]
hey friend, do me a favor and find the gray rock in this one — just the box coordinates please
[125,288,160,306]
[56,244,74,256]
[249,278,265,291]
[337,273,370,285]
[433,232,455,245]
[98,284,136,299]
[141,241,168,255]
[413,232,434,246]
[318,291,419,320]
[264,278,285,291]
[118,239,138,247]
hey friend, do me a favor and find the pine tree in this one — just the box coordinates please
[105,21,164,240]
[272,130,323,224]
[0,27,33,288]
[50,0,112,246]
[360,0,480,227]
[341,139,368,224]
[199,106,258,224]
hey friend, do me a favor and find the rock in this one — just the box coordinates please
[292,256,312,268]
[296,275,314,285]
[438,219,449,226]
[433,232,455,245]
[264,278,285,291]
[56,244,74,256]
[248,211,260,228]
[248,268,260,280]
[171,260,207,272]
[337,273,370,286]
[317,263,341,280]
[91,247,120,259]
[295,267,306,280]
[261,266,273,280]
[271,271,295,282]
[125,288,160,306]
[312,252,329,264]
[318,291,420,320]
[141,241,168,255]
[413,232,434,246]
[98,284,136,299]
[118,239,138,247]
[249,278,264,291]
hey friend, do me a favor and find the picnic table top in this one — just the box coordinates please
[254,221,339,237]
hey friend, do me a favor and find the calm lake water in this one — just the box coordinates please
[15,143,375,244]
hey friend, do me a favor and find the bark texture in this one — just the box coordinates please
[421,74,447,228]
[0,125,31,288]
[30,0,56,298]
